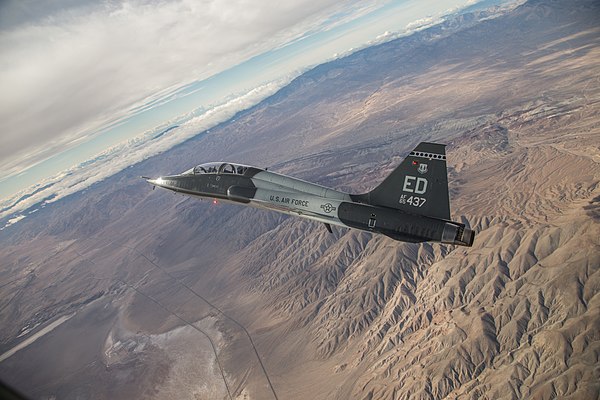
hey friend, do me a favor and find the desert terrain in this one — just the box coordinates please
[1,0,599,399]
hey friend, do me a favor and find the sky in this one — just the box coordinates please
[0,0,518,227]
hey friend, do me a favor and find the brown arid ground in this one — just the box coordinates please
[1,0,599,399]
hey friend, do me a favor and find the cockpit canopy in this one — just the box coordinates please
[182,162,250,176]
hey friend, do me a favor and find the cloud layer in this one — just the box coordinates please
[0,0,381,180]
[0,78,290,227]
[0,0,521,228]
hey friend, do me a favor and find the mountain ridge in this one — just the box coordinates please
[1,0,599,398]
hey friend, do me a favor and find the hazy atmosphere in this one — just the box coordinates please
[1,0,598,399]
[0,0,505,224]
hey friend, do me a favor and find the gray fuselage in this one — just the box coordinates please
[146,162,474,246]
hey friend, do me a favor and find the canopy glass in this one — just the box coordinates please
[182,162,250,175]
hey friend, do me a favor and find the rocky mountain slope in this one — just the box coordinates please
[1,0,599,399]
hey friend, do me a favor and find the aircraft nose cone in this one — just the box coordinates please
[142,176,162,186]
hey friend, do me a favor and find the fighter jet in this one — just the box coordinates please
[144,142,475,246]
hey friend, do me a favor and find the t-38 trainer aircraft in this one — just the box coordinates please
[144,142,475,246]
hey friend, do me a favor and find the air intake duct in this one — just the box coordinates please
[227,185,256,203]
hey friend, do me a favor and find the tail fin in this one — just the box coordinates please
[358,142,451,220]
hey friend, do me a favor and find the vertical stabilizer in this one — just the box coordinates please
[356,142,451,220]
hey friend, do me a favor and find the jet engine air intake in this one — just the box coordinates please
[227,186,256,203]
